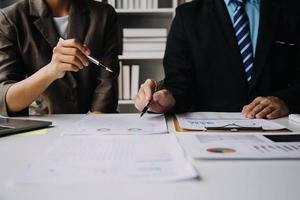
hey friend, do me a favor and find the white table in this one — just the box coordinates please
[1,114,300,200]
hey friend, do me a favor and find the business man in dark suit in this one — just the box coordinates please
[134,0,300,119]
[0,0,119,116]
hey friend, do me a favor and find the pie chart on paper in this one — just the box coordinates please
[206,147,236,154]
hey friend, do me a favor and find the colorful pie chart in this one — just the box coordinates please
[128,128,142,132]
[207,147,236,154]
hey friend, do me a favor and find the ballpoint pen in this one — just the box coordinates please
[87,55,113,73]
[59,38,113,73]
[140,101,151,117]
[140,81,163,117]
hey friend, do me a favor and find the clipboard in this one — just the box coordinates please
[173,116,291,133]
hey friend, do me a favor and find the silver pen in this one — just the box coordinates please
[87,55,113,73]
[59,38,113,73]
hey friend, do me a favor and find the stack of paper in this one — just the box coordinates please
[122,28,167,58]
[17,135,198,184]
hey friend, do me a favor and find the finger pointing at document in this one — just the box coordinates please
[134,79,176,114]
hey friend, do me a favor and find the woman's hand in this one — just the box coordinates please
[45,39,91,80]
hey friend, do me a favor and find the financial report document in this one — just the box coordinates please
[17,135,198,184]
[178,134,300,159]
[63,113,168,135]
[176,112,286,131]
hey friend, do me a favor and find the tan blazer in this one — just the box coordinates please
[0,0,120,116]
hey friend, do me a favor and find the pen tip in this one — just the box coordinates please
[107,68,113,73]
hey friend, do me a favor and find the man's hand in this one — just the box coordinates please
[45,39,91,80]
[242,96,289,119]
[134,79,176,113]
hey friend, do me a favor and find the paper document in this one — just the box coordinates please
[63,113,168,135]
[17,135,198,184]
[176,112,286,131]
[289,114,300,124]
[178,134,300,159]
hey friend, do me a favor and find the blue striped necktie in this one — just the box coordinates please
[233,0,254,82]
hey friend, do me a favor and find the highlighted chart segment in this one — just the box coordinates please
[207,148,236,154]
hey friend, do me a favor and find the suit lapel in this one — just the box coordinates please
[249,0,280,89]
[67,0,89,43]
[66,0,90,89]
[30,0,59,48]
[33,18,59,48]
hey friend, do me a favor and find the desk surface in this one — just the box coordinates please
[1,114,300,200]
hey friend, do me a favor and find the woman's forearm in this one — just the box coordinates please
[5,65,55,113]
[5,39,90,113]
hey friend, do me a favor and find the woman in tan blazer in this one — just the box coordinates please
[0,0,120,116]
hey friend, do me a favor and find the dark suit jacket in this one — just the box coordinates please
[0,0,120,116]
[163,0,300,113]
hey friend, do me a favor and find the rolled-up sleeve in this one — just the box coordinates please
[0,10,26,116]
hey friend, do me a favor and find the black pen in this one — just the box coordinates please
[140,101,151,117]
[140,81,163,117]
[59,38,113,73]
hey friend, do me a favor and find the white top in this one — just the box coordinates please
[53,15,69,39]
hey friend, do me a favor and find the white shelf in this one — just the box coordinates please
[116,8,174,14]
[118,100,134,105]
[119,54,164,60]
[116,0,176,111]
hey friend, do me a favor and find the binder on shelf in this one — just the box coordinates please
[133,0,138,9]
[128,0,134,9]
[123,65,131,100]
[116,0,122,8]
[140,0,147,9]
[123,0,128,9]
[131,65,140,99]
[118,61,123,100]
[153,0,158,9]
[147,0,152,9]
[118,63,141,101]
[100,0,178,10]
